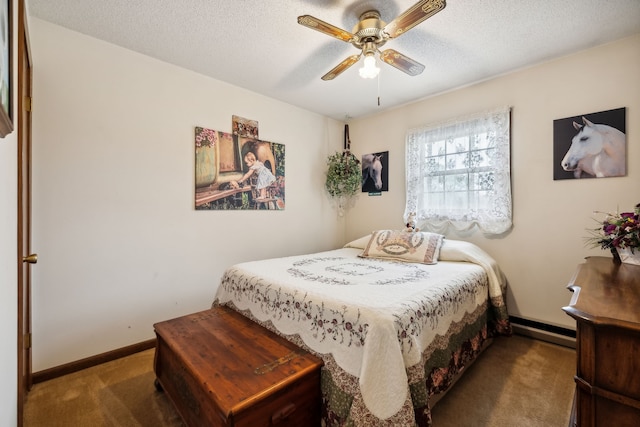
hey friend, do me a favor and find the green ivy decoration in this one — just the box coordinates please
[325,151,361,199]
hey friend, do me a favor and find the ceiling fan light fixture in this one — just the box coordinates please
[298,0,446,80]
[359,53,380,79]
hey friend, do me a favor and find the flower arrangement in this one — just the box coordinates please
[587,203,640,254]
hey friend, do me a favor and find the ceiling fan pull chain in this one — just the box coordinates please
[377,71,381,107]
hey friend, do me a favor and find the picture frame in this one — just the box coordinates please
[0,0,12,138]
[194,125,285,210]
[361,151,388,194]
[232,115,258,139]
[553,107,626,180]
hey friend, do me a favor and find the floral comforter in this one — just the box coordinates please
[213,242,510,426]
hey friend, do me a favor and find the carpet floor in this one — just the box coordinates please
[24,334,575,426]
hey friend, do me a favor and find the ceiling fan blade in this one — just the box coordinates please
[383,0,446,39]
[297,15,355,42]
[379,49,425,76]
[321,55,361,81]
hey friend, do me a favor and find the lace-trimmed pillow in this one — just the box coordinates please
[360,229,444,264]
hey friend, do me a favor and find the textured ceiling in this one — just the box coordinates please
[27,0,640,120]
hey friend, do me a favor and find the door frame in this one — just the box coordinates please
[17,0,32,424]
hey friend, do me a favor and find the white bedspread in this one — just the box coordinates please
[213,242,505,420]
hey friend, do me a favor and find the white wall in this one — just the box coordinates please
[0,115,17,425]
[0,0,18,423]
[347,34,640,329]
[29,18,344,371]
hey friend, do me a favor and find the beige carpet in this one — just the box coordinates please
[24,351,184,427]
[430,335,575,426]
[24,335,575,426]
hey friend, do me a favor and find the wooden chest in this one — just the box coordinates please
[153,306,323,427]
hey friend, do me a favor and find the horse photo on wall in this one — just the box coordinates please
[553,107,626,180]
[362,151,389,193]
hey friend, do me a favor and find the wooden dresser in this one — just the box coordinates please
[562,256,640,427]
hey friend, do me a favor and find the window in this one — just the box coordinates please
[405,107,512,234]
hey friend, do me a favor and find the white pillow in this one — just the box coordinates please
[343,234,373,249]
[359,229,444,264]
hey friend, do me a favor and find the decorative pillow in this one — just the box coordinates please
[359,230,444,264]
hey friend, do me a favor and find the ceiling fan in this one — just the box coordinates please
[297,0,446,81]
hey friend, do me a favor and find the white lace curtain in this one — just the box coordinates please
[405,106,512,235]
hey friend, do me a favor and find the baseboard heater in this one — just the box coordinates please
[509,316,576,349]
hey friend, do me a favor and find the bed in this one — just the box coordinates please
[213,231,511,426]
